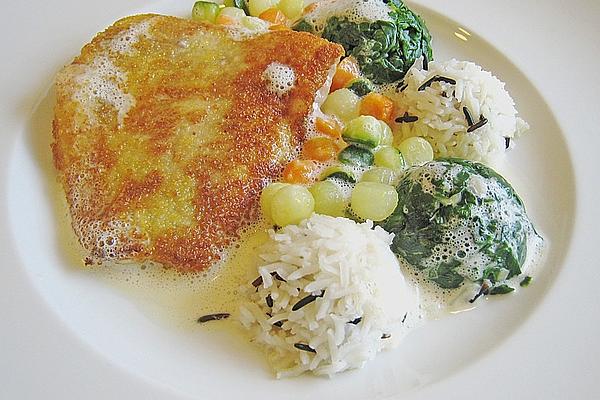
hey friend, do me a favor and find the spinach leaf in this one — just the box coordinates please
[520,276,532,287]
[429,260,464,289]
[489,285,515,295]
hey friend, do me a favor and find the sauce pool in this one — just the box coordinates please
[81,223,271,329]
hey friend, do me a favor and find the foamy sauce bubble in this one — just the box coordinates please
[104,18,154,54]
[262,62,296,97]
[305,63,337,140]
[304,0,393,35]
[73,55,134,127]
[225,18,270,41]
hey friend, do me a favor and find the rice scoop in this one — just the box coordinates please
[239,214,419,377]
[391,59,529,164]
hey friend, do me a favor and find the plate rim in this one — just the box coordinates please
[1,0,599,398]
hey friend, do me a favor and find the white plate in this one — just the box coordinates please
[2,0,599,398]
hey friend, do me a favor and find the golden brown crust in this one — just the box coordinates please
[52,14,343,271]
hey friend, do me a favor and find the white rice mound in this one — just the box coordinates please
[239,214,419,378]
[391,59,529,164]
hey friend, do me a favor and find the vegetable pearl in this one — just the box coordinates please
[321,89,360,123]
[359,92,394,122]
[270,184,315,227]
[248,0,278,17]
[277,0,304,20]
[219,6,247,19]
[351,182,398,221]
[397,137,434,166]
[241,16,267,30]
[260,182,288,220]
[374,145,405,171]
[342,115,382,148]
[309,180,348,217]
[315,117,342,139]
[330,57,361,92]
[379,121,393,145]
[361,167,399,186]
[192,1,221,23]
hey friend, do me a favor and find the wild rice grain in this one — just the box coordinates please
[251,276,263,287]
[418,75,456,91]
[467,115,488,133]
[197,313,230,323]
[294,343,317,353]
[463,106,474,126]
[395,112,419,123]
[252,272,286,288]
[469,280,491,303]
[291,290,324,311]
[272,272,286,282]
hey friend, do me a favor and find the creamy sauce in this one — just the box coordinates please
[79,224,270,329]
[402,230,546,319]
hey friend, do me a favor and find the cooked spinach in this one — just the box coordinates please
[382,159,541,295]
[489,285,515,295]
[520,276,532,287]
[293,0,432,84]
[428,260,464,289]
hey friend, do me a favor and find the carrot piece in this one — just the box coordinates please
[259,8,289,25]
[302,137,338,162]
[359,92,395,122]
[282,160,317,184]
[268,23,291,31]
[303,3,318,14]
[330,57,360,92]
[215,14,237,25]
[315,117,342,138]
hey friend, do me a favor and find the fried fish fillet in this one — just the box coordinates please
[52,14,343,271]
